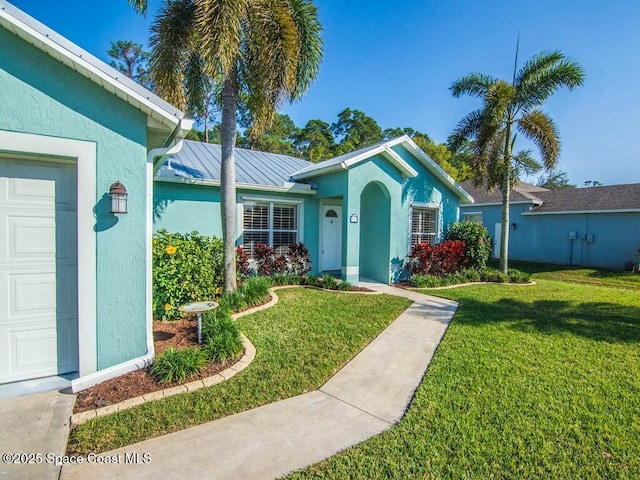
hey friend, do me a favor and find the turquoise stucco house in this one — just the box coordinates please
[0,2,192,395]
[154,137,473,285]
[0,1,472,396]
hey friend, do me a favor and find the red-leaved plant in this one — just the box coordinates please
[406,240,468,276]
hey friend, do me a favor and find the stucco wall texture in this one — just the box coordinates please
[0,27,149,369]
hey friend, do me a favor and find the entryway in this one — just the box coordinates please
[321,205,342,272]
[0,156,78,385]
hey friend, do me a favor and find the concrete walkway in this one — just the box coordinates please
[0,389,75,480]
[55,283,456,479]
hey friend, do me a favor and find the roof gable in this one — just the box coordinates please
[0,1,191,140]
[291,136,473,203]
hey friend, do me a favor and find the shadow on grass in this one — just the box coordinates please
[454,296,640,344]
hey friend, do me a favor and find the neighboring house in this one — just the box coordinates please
[0,2,192,395]
[154,138,473,285]
[460,180,640,270]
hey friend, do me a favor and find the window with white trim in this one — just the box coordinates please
[463,212,483,223]
[243,202,298,257]
[411,207,437,247]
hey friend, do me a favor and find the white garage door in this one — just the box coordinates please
[0,156,78,384]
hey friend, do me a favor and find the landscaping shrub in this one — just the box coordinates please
[480,268,509,283]
[236,246,253,279]
[447,221,492,270]
[337,280,353,291]
[462,268,482,283]
[217,290,247,314]
[254,243,288,276]
[406,240,468,277]
[153,230,223,321]
[304,274,319,287]
[320,274,338,290]
[410,275,444,288]
[241,276,273,306]
[271,274,302,286]
[286,243,312,275]
[507,268,531,284]
[201,311,244,363]
[150,346,206,384]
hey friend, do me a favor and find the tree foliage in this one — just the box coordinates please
[537,169,576,189]
[107,40,153,89]
[450,49,584,273]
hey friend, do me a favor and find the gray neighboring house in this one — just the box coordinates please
[460,181,640,270]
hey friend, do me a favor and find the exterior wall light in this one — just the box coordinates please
[510,222,517,230]
[109,181,128,214]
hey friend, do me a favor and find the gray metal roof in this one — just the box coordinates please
[0,0,185,129]
[160,140,313,187]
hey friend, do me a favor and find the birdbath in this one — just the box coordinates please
[178,301,218,344]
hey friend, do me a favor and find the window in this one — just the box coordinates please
[463,212,483,223]
[243,201,298,257]
[411,207,437,247]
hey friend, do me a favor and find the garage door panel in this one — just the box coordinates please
[8,271,56,319]
[7,160,76,209]
[8,215,56,259]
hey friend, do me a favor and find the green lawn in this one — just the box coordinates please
[289,265,640,479]
[67,288,410,455]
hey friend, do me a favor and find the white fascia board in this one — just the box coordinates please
[154,175,317,195]
[523,208,640,216]
[400,137,474,204]
[381,146,418,178]
[0,2,184,131]
[461,200,540,207]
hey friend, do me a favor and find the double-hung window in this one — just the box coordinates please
[411,207,437,247]
[243,201,299,257]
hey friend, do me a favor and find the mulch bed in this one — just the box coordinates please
[73,317,241,414]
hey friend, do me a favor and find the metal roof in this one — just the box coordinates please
[0,0,187,134]
[159,140,313,187]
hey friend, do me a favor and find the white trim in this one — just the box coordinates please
[240,195,304,205]
[462,211,483,216]
[461,200,541,207]
[523,208,640,216]
[342,266,359,276]
[0,130,97,378]
[155,174,317,195]
[409,204,441,248]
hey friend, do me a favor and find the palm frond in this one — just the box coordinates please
[197,0,245,76]
[517,109,560,169]
[511,149,542,176]
[149,0,197,108]
[449,109,484,151]
[450,73,499,98]
[288,0,323,99]
[484,80,515,125]
[515,51,585,112]
[128,0,148,16]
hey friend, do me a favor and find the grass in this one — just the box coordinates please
[67,288,410,455]
[288,264,640,479]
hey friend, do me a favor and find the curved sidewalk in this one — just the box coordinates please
[62,282,458,480]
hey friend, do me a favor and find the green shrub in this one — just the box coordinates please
[304,274,319,287]
[447,221,492,270]
[201,311,244,363]
[218,290,247,314]
[150,346,206,384]
[241,276,272,306]
[320,274,338,290]
[271,274,302,286]
[508,268,531,284]
[410,275,443,288]
[480,268,509,283]
[462,268,481,283]
[337,280,352,291]
[153,230,223,321]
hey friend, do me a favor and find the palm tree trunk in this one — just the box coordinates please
[220,70,238,291]
[499,126,512,275]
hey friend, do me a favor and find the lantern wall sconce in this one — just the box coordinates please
[510,222,517,230]
[109,181,128,214]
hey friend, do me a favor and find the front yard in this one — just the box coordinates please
[288,265,640,478]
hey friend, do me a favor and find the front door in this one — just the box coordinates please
[321,206,342,271]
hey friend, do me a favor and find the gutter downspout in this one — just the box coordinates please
[70,135,187,393]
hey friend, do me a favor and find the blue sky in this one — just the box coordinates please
[8,0,639,186]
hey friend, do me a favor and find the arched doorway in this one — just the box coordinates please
[359,182,391,283]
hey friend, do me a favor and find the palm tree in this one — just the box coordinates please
[130,0,323,291]
[449,50,584,274]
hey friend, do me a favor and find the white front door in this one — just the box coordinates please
[0,157,78,384]
[321,206,342,271]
